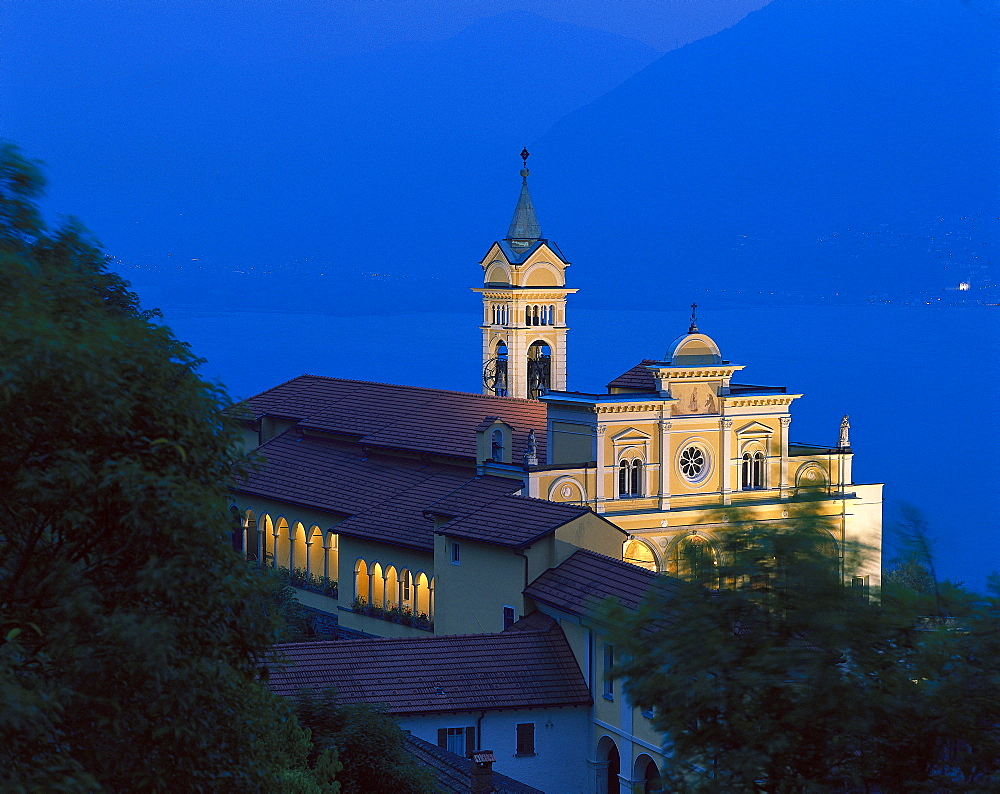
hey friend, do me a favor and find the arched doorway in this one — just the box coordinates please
[633,753,661,793]
[597,735,620,794]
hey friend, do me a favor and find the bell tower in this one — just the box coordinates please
[473,150,577,399]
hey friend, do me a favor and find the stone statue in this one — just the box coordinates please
[838,415,851,449]
[524,428,538,466]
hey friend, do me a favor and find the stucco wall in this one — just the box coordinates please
[402,706,591,793]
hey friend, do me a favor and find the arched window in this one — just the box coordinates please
[355,560,370,605]
[491,429,505,461]
[371,562,385,609]
[742,450,766,489]
[385,566,399,608]
[618,458,643,497]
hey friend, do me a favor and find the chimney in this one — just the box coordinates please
[471,750,496,793]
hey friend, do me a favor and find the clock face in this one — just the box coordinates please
[483,357,508,396]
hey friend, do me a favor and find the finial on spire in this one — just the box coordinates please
[838,415,851,449]
[506,149,541,243]
[688,302,699,333]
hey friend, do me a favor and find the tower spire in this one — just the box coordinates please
[505,148,542,243]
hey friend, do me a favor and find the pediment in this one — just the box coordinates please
[611,426,651,444]
[479,242,512,268]
[735,420,773,436]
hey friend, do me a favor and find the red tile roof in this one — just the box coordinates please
[233,434,523,550]
[606,360,659,392]
[403,734,544,794]
[436,493,591,548]
[240,375,547,462]
[266,621,592,713]
[524,549,683,617]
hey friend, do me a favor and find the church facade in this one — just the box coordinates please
[234,155,883,793]
[476,155,881,590]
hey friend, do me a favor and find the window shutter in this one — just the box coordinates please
[465,726,476,757]
[516,722,535,755]
[437,728,447,749]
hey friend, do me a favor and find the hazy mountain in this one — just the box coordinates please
[533,0,998,306]
[3,11,659,285]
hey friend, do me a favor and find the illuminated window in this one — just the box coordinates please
[515,723,535,756]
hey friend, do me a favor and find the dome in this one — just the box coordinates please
[664,333,724,366]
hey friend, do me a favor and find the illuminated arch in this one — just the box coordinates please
[624,540,658,571]
[354,559,370,605]
[667,533,720,586]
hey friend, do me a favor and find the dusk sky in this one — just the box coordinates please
[3,0,997,587]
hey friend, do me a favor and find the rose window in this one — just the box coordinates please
[679,446,706,480]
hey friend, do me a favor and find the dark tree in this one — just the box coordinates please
[606,508,1000,793]
[0,142,322,791]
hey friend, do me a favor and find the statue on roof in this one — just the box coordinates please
[524,428,538,467]
[838,415,851,449]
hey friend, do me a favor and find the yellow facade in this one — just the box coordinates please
[523,331,882,589]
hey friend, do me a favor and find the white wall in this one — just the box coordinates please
[401,706,591,793]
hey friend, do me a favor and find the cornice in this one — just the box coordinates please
[651,367,744,379]
[724,395,798,407]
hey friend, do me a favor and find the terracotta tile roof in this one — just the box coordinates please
[233,433,523,550]
[606,359,660,392]
[266,622,592,713]
[437,494,591,548]
[524,549,683,617]
[240,375,547,462]
[403,734,544,794]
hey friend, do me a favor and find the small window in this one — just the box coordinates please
[491,429,505,461]
[438,726,475,757]
[515,723,536,756]
[603,644,614,699]
[852,575,870,600]
[503,605,516,631]
[451,542,461,565]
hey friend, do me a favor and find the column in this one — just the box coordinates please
[780,416,792,499]
[595,424,607,513]
[720,418,733,505]
[658,419,672,511]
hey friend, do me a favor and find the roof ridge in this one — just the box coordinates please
[296,374,541,408]
[274,625,557,652]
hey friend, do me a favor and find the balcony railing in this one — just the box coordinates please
[352,598,433,632]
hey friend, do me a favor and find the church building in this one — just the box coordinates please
[235,153,883,793]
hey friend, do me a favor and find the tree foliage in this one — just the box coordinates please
[291,688,438,794]
[0,141,330,791]
[606,507,1000,793]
